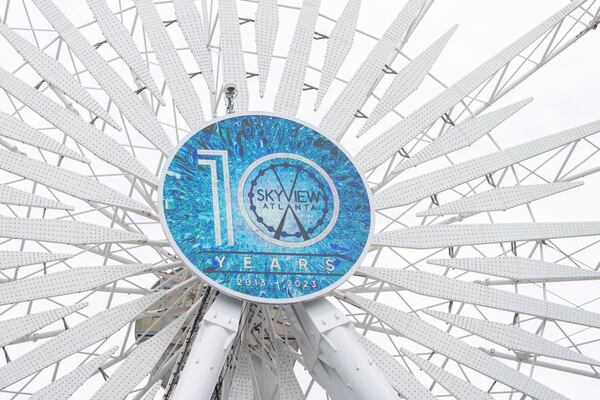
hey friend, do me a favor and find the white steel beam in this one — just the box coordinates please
[292,298,398,400]
[86,0,164,103]
[345,294,569,400]
[170,295,243,399]
[228,344,256,400]
[30,347,117,400]
[0,22,119,130]
[373,222,600,249]
[315,0,360,110]
[272,340,304,400]
[425,310,600,366]
[0,149,152,214]
[374,120,600,210]
[0,183,73,210]
[401,348,494,400]
[397,98,532,172]
[255,0,278,98]
[0,264,150,305]
[355,0,586,171]
[320,0,427,138]
[134,0,205,131]
[0,303,87,348]
[274,0,320,116]
[31,0,173,155]
[91,311,191,400]
[0,216,146,245]
[0,290,166,389]
[356,267,600,329]
[0,250,73,271]
[357,336,436,400]
[218,0,249,111]
[174,0,216,93]
[428,256,600,282]
[417,182,582,217]
[357,26,456,137]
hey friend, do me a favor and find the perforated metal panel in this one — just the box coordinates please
[0,216,147,245]
[30,347,117,400]
[0,291,165,389]
[0,112,86,162]
[320,0,426,138]
[0,149,152,214]
[358,26,456,137]
[140,381,163,400]
[273,340,304,400]
[398,98,532,172]
[375,121,600,211]
[0,66,158,185]
[274,0,320,116]
[428,256,600,282]
[255,0,278,98]
[0,250,73,271]
[31,0,173,155]
[219,0,249,111]
[401,348,493,400]
[355,0,585,171]
[426,310,600,366]
[0,23,118,129]
[228,344,255,400]
[358,335,435,400]
[373,222,600,249]
[347,294,568,400]
[0,183,72,210]
[0,303,87,348]
[315,0,360,110]
[418,182,581,217]
[173,0,216,93]
[90,311,189,400]
[0,264,150,305]
[86,0,164,102]
[135,0,205,131]
[357,267,600,329]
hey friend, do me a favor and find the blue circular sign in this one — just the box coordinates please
[159,114,372,304]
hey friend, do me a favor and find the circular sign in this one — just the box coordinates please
[159,114,372,304]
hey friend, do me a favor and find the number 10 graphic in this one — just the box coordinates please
[197,150,234,246]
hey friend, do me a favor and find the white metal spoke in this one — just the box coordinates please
[0,183,73,210]
[0,250,73,270]
[255,0,278,98]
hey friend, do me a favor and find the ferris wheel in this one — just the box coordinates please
[1,0,600,399]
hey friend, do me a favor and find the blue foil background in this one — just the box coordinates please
[162,115,371,301]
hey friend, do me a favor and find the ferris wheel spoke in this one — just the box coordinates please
[30,346,117,400]
[255,0,278,98]
[218,0,249,111]
[0,250,73,271]
[0,23,120,131]
[31,0,174,156]
[90,308,192,400]
[417,181,581,218]
[0,216,146,245]
[357,335,436,400]
[314,0,360,111]
[344,293,570,400]
[357,25,456,138]
[0,264,151,305]
[355,268,600,329]
[425,310,600,366]
[374,120,600,210]
[0,150,153,214]
[428,256,600,283]
[227,342,256,400]
[271,339,304,400]
[0,183,73,210]
[396,98,532,173]
[174,0,216,94]
[400,347,494,400]
[273,0,320,116]
[134,0,206,132]
[355,0,586,173]
[320,0,427,139]
[86,0,165,104]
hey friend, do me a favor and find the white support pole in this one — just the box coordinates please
[171,295,243,400]
[290,298,398,400]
